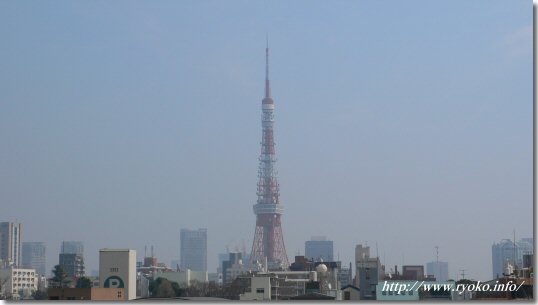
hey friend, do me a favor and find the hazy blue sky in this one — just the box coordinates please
[0,0,532,281]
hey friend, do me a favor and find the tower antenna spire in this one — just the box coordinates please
[265,35,271,98]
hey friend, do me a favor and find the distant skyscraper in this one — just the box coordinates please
[305,236,333,262]
[0,222,23,267]
[426,261,448,282]
[59,253,85,278]
[249,42,289,269]
[180,228,207,271]
[492,238,533,278]
[60,241,84,255]
[22,242,46,275]
[59,241,84,278]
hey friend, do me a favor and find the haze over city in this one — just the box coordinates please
[0,0,532,283]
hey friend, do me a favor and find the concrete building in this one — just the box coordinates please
[0,222,22,267]
[354,244,384,300]
[22,242,46,276]
[0,266,38,300]
[99,249,136,300]
[48,287,125,300]
[305,236,333,262]
[239,276,271,301]
[426,261,449,282]
[492,238,534,278]
[238,270,319,300]
[180,228,207,272]
[59,253,85,278]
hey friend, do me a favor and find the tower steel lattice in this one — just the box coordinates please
[250,43,289,269]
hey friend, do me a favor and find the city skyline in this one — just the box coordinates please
[0,0,533,282]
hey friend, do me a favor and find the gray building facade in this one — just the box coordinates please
[305,236,333,262]
[180,228,207,272]
[22,242,46,275]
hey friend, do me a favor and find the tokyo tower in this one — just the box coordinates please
[250,42,289,269]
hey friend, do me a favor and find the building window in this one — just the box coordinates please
[409,291,413,295]
[344,291,351,300]
[256,288,264,293]
[110,268,119,272]
[118,291,122,298]
[382,291,387,295]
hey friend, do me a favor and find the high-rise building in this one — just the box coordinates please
[22,242,46,276]
[60,241,84,255]
[491,238,533,278]
[59,253,85,278]
[180,228,207,271]
[250,42,289,270]
[305,236,333,262]
[99,249,136,300]
[426,261,448,282]
[0,222,23,267]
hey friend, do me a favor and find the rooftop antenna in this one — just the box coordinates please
[376,242,379,258]
[513,229,517,269]
[151,245,154,257]
[144,245,147,258]
[265,33,271,98]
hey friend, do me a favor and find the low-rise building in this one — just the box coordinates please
[153,269,208,286]
[0,267,38,300]
[48,287,125,300]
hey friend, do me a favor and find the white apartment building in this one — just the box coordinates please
[0,267,38,300]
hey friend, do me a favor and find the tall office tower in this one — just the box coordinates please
[60,241,85,278]
[305,236,334,262]
[60,241,84,255]
[492,238,534,278]
[0,222,23,267]
[180,228,207,271]
[249,42,289,270]
[22,242,46,275]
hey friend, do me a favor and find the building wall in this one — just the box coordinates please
[180,228,207,272]
[305,239,334,262]
[48,287,125,300]
[376,280,420,301]
[22,242,46,276]
[0,222,22,267]
[99,249,136,300]
[61,241,84,255]
[59,253,85,278]
[0,267,38,299]
[239,276,271,301]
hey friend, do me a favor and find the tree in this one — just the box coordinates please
[75,276,92,288]
[52,265,70,288]
[149,277,183,298]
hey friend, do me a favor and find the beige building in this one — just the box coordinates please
[239,276,271,301]
[0,266,38,300]
[99,249,136,300]
[48,287,125,300]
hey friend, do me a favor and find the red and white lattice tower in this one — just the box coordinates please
[250,42,289,269]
